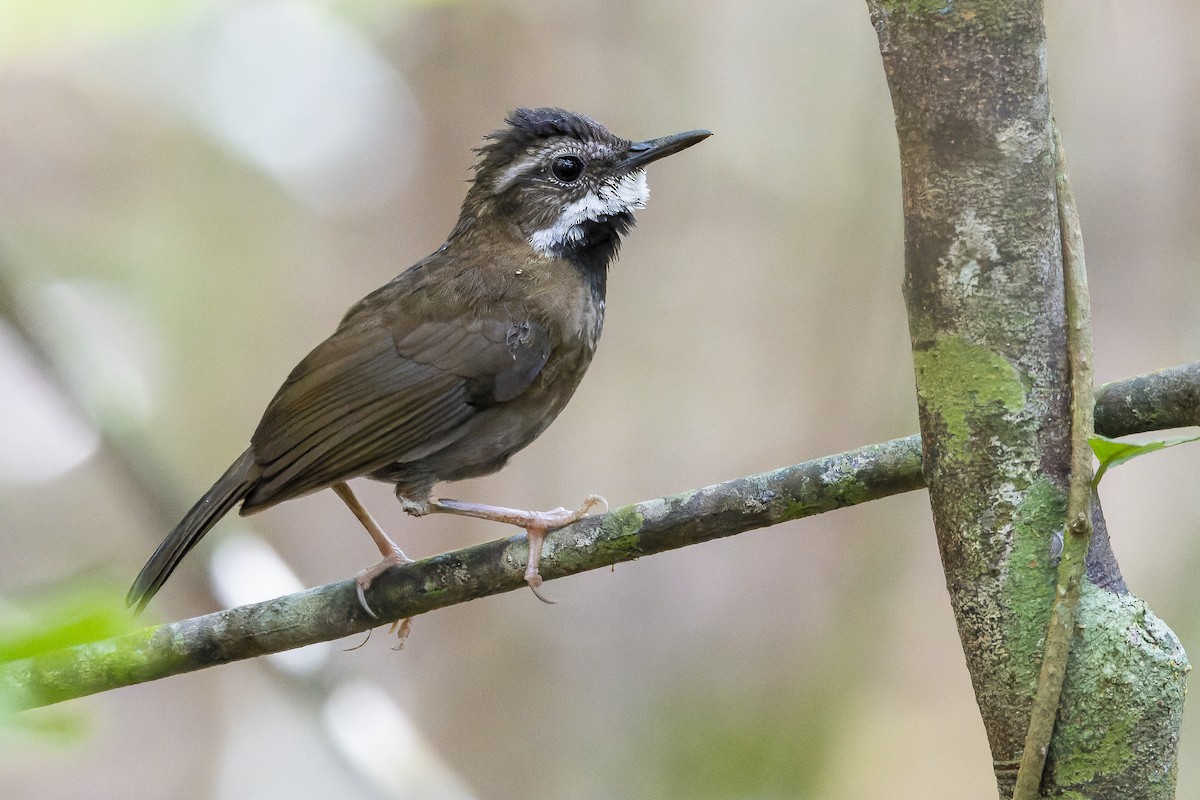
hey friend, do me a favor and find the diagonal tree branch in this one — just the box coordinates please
[2,363,1196,710]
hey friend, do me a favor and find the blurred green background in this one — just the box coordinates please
[1,1,1197,798]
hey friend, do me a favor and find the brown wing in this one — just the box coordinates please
[243,294,551,510]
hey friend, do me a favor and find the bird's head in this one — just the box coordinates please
[460,108,710,267]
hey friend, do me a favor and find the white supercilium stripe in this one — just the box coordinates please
[492,150,546,195]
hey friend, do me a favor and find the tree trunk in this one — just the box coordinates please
[865,1,1188,796]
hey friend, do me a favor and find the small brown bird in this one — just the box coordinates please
[127,108,709,614]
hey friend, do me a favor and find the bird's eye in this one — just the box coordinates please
[550,155,585,183]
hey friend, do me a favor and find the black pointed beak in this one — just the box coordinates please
[620,129,711,170]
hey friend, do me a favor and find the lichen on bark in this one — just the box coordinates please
[867,0,1187,795]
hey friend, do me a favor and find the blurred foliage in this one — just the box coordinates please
[0,580,138,737]
[648,681,842,798]
[0,0,195,59]
[0,0,459,61]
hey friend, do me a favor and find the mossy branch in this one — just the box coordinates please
[3,437,924,709]
[1094,361,1200,435]
[2,363,1197,710]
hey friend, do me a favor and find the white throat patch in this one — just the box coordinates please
[528,170,649,256]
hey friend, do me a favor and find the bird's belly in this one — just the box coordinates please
[375,340,596,496]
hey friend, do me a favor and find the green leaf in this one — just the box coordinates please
[1088,432,1200,487]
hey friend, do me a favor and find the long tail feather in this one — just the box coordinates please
[127,449,256,612]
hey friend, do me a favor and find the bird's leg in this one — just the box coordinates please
[424,494,606,603]
[332,482,414,620]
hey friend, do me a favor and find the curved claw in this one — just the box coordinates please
[343,628,373,651]
[356,581,380,619]
[353,551,413,621]
[527,579,557,605]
